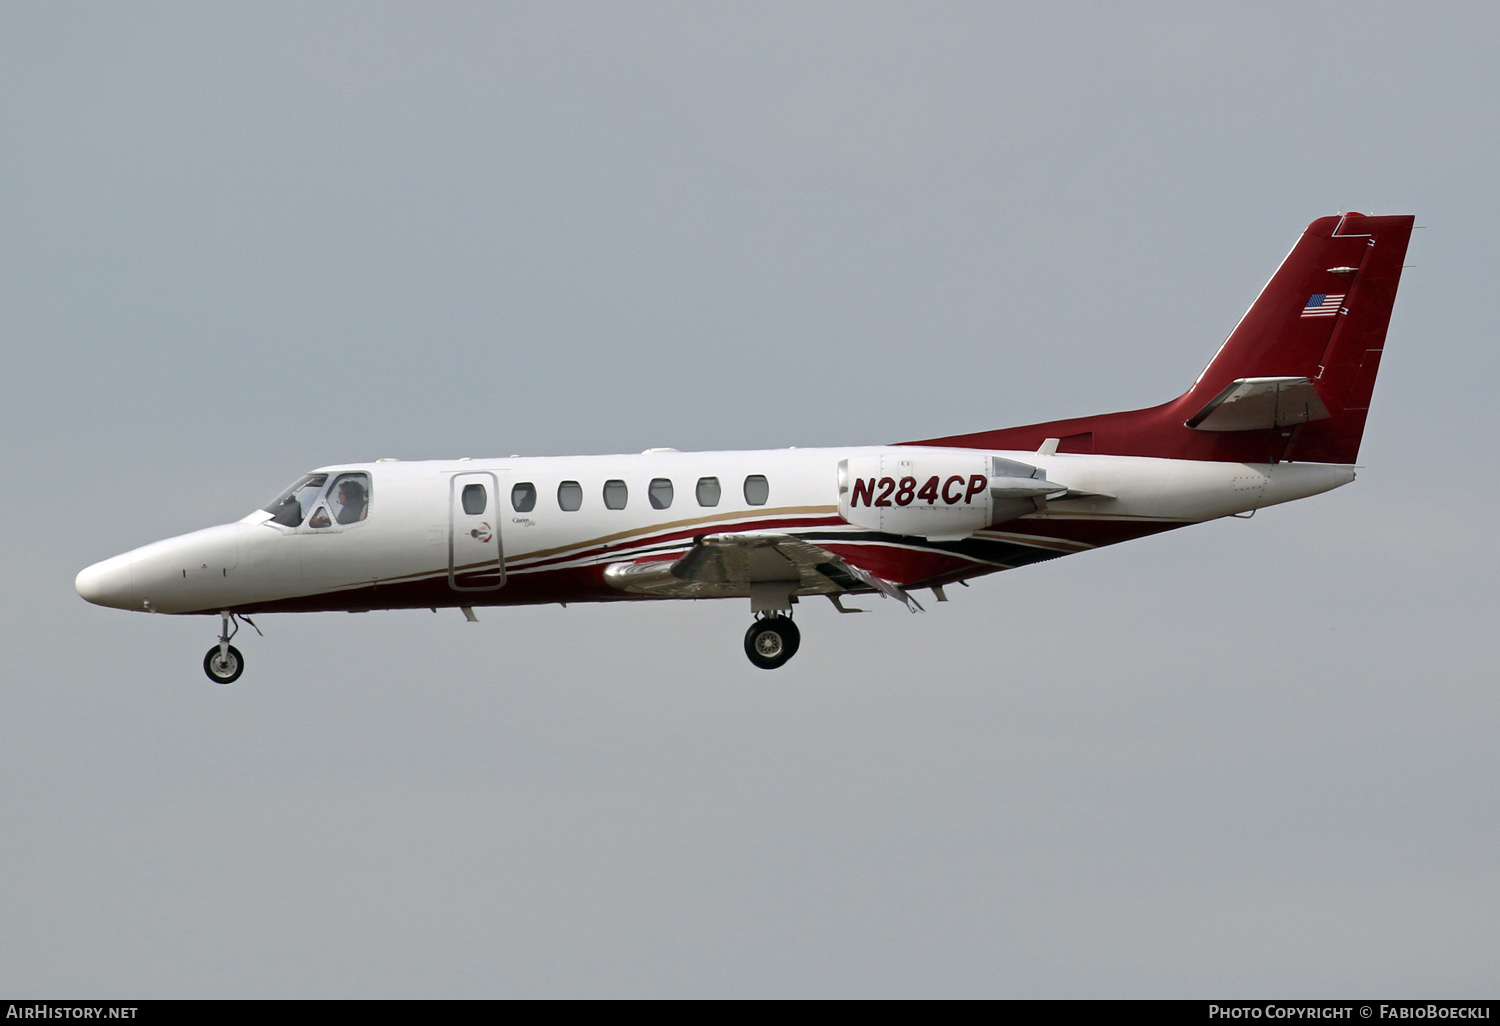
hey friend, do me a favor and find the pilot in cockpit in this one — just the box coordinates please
[334,477,368,525]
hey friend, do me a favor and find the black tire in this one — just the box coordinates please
[744,617,800,670]
[203,644,244,685]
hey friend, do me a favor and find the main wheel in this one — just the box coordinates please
[203,644,244,685]
[744,617,800,670]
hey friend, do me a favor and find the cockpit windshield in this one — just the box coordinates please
[260,472,372,528]
[262,474,329,527]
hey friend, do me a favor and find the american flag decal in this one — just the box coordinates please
[1301,293,1345,318]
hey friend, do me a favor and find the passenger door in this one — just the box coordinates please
[449,472,505,591]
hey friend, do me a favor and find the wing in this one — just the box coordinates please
[603,532,924,612]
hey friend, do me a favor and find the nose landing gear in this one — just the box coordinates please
[203,643,244,684]
[744,614,800,670]
[202,611,260,685]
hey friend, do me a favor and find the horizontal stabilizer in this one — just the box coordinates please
[1186,377,1331,432]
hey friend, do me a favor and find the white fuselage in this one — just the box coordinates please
[75,446,1354,617]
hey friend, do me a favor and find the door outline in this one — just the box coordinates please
[449,472,505,592]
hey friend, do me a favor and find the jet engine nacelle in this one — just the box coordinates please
[837,451,1058,541]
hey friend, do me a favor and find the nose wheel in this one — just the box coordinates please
[744,615,800,670]
[203,644,245,684]
[201,610,259,684]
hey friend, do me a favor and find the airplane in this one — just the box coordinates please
[75,212,1413,683]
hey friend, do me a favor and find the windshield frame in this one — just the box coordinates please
[258,469,376,532]
[261,474,329,528]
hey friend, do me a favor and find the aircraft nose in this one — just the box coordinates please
[75,554,138,610]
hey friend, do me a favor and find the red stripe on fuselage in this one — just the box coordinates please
[507,513,850,573]
[215,517,1188,616]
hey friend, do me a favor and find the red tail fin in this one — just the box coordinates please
[909,213,1414,464]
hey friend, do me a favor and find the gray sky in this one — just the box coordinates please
[2,2,1496,998]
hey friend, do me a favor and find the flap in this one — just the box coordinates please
[603,532,924,611]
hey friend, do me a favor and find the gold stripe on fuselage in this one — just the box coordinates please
[506,505,840,565]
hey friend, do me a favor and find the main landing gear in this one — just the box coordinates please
[202,611,260,685]
[744,613,800,670]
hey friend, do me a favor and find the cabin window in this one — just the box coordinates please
[511,482,537,513]
[603,479,628,510]
[649,478,674,510]
[327,473,371,525]
[743,475,769,506]
[262,474,329,527]
[696,476,721,507]
[557,480,583,511]
[461,483,487,515]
